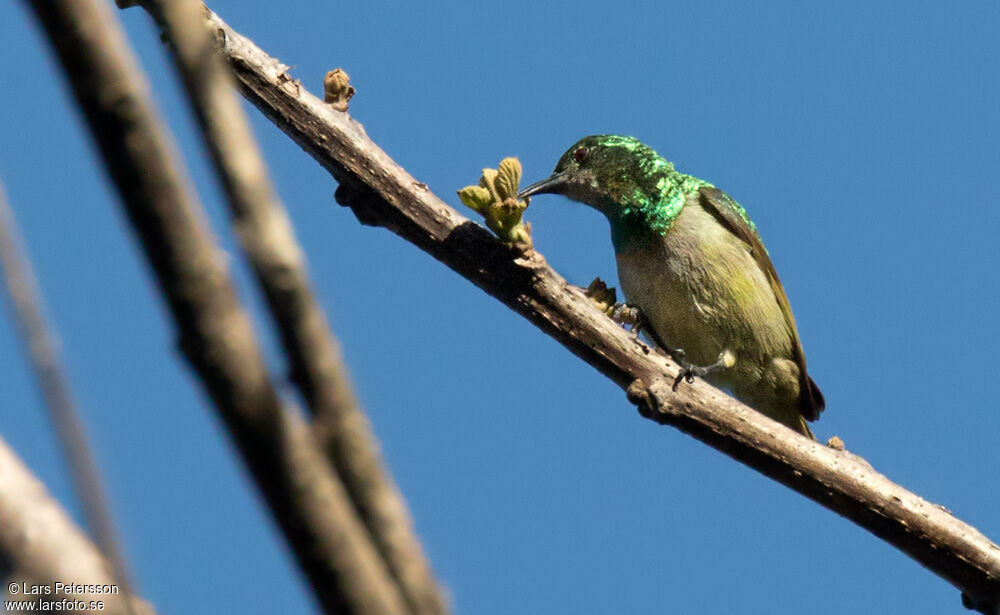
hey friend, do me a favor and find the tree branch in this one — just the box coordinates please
[23,1,409,613]
[205,9,1000,613]
[116,1,446,612]
[0,436,154,615]
[0,182,135,603]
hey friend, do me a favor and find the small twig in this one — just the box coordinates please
[205,9,1000,612]
[0,436,154,615]
[22,1,408,613]
[124,1,446,612]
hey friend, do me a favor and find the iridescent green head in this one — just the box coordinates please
[520,135,709,243]
[519,135,665,210]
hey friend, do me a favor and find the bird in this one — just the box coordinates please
[519,135,824,438]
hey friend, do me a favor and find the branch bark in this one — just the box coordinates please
[205,9,1000,613]
[0,182,135,600]
[23,1,409,613]
[117,2,446,612]
[0,436,154,615]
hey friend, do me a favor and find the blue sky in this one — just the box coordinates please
[1,1,998,613]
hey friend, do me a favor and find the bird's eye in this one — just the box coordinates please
[573,147,589,164]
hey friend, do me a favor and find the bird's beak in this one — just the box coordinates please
[518,170,569,200]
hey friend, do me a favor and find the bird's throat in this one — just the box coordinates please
[609,211,662,252]
[606,171,710,252]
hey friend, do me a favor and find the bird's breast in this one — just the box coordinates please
[614,199,793,370]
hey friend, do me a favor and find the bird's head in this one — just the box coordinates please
[519,135,670,215]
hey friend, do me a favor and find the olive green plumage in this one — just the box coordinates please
[521,135,824,437]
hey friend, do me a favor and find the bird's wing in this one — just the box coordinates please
[698,186,824,420]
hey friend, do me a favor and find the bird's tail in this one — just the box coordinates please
[799,375,825,422]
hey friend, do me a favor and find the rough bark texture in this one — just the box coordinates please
[206,10,1000,613]
[119,2,447,612]
[23,1,407,613]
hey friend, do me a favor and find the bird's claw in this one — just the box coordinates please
[610,303,647,336]
[671,350,735,392]
[580,278,648,338]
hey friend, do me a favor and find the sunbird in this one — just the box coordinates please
[519,135,824,438]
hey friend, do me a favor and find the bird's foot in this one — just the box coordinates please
[671,349,736,392]
[609,302,647,337]
[583,278,645,336]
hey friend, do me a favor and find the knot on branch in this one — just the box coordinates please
[961,592,998,614]
[626,378,660,418]
[334,180,382,227]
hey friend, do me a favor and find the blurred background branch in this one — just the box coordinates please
[0,180,135,602]
[21,0,420,612]
[0,435,153,615]
[118,1,446,611]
